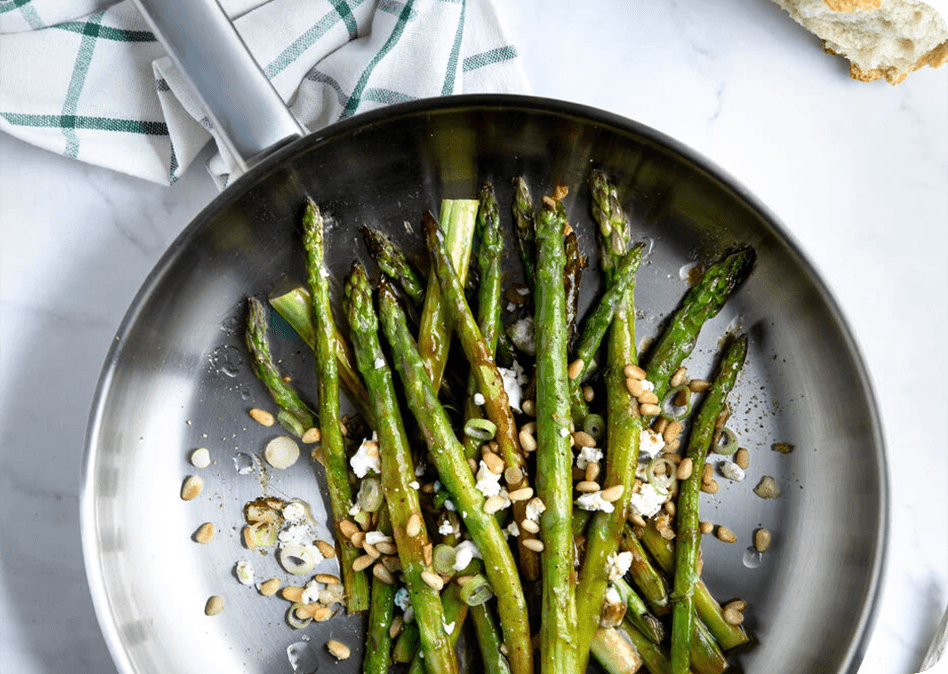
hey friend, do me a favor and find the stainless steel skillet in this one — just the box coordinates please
[80,2,887,673]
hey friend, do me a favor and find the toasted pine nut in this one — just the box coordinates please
[468,458,479,475]
[482,450,505,474]
[624,363,646,380]
[484,495,507,514]
[259,578,281,596]
[638,391,659,405]
[282,586,304,602]
[640,403,661,416]
[313,606,332,622]
[582,386,595,402]
[406,512,422,537]
[421,570,444,591]
[585,463,601,482]
[665,438,681,453]
[702,479,719,494]
[375,541,397,556]
[181,475,203,501]
[575,480,600,493]
[600,485,625,502]
[723,608,744,625]
[521,399,536,416]
[423,543,433,567]
[301,427,321,443]
[204,595,224,616]
[724,599,747,612]
[519,431,538,453]
[194,522,215,544]
[326,640,351,660]
[716,526,736,543]
[652,416,668,434]
[315,573,340,585]
[363,542,380,559]
[522,538,545,552]
[568,358,584,380]
[352,554,375,572]
[659,527,676,541]
[339,519,360,539]
[735,447,750,470]
[389,615,405,639]
[677,458,694,480]
[509,487,534,501]
[350,531,366,548]
[520,519,540,534]
[669,366,688,388]
[629,512,648,528]
[316,540,336,558]
[663,421,683,444]
[701,463,714,485]
[295,603,316,620]
[689,378,711,392]
[373,562,396,584]
[626,378,645,398]
[754,528,772,553]
[663,500,676,516]
[572,431,596,447]
[249,408,275,427]
[699,521,714,534]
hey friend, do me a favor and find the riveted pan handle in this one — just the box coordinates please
[134,0,306,172]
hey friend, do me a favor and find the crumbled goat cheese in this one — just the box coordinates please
[576,445,603,470]
[559,427,570,438]
[508,317,536,355]
[474,392,486,406]
[443,621,456,634]
[438,520,456,536]
[640,379,655,393]
[639,428,666,458]
[453,540,483,571]
[395,587,412,613]
[365,531,392,546]
[719,460,746,482]
[630,482,669,518]
[235,559,255,586]
[525,497,546,522]
[506,521,520,538]
[604,585,621,606]
[350,432,381,478]
[498,361,529,413]
[319,583,346,607]
[444,499,456,512]
[279,523,314,546]
[409,480,420,490]
[607,551,633,581]
[575,491,615,513]
[476,461,503,497]
[301,579,321,605]
[282,501,306,523]
[415,463,426,477]
[374,356,385,369]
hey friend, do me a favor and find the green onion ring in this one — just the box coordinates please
[583,413,606,441]
[277,410,305,438]
[356,476,383,513]
[432,544,458,575]
[279,543,318,575]
[287,603,313,629]
[646,455,677,490]
[713,427,739,455]
[660,385,693,422]
[464,418,497,441]
[459,574,494,606]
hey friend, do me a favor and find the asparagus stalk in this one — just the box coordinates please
[416,198,479,390]
[377,280,533,674]
[244,296,316,436]
[589,627,644,674]
[407,583,470,674]
[470,601,513,674]
[344,263,459,673]
[643,248,755,403]
[563,229,587,344]
[268,285,375,425]
[670,334,749,674]
[574,171,643,668]
[511,176,537,290]
[533,194,578,674]
[422,210,540,581]
[359,225,426,306]
[612,578,665,645]
[637,521,749,651]
[364,507,397,674]
[302,200,370,613]
[620,528,672,616]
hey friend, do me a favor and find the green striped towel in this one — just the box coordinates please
[0,0,528,186]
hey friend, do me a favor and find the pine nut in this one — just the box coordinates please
[600,485,625,502]
[389,615,404,639]
[735,447,750,470]
[626,378,645,398]
[204,595,224,616]
[484,495,507,514]
[249,408,275,427]
[520,519,540,534]
[585,463,601,482]
[665,438,681,453]
[629,513,647,528]
[663,421,683,444]
[724,599,747,612]
[754,528,772,553]
[519,431,538,453]
[663,500,676,516]
[659,526,676,540]
[509,487,534,501]
[315,573,340,585]
[352,554,376,572]
[316,540,336,558]
[701,463,714,485]
[624,363,646,380]
[295,603,316,620]
[363,542,380,558]
[313,606,332,622]
[716,526,736,543]
[722,608,744,626]
[640,403,661,416]
[373,562,395,584]
[638,391,659,405]
[521,399,536,416]
[181,475,203,501]
[326,640,351,660]
[301,427,321,444]
[699,521,714,534]
[339,519,360,539]
[582,386,595,402]
[652,416,668,434]
[670,366,688,388]
[375,541,397,556]
[522,538,545,552]
[423,543,433,567]
[689,378,711,392]
[701,479,719,494]
[422,570,444,591]
[677,458,693,480]
[259,578,281,596]
[483,450,505,474]
[568,358,584,380]
[575,480,601,493]
[468,458,478,475]
[282,586,303,602]
[406,512,422,537]
[572,431,596,447]
[194,522,215,544]
[350,531,366,548]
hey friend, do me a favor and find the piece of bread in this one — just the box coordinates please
[770,0,948,84]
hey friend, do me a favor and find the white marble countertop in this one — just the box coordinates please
[1,2,945,673]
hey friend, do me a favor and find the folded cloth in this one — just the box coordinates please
[0,0,529,187]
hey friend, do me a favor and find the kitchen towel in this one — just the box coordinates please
[0,0,529,187]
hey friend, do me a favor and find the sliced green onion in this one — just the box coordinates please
[464,418,497,441]
[459,574,494,606]
[277,410,305,438]
[264,435,300,469]
[432,544,458,575]
[245,521,278,549]
[352,510,372,530]
[279,543,318,575]
[661,385,693,422]
[583,413,606,441]
[356,476,383,513]
[646,455,677,490]
[713,427,739,455]
[287,603,313,629]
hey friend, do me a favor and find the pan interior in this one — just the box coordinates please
[82,97,885,674]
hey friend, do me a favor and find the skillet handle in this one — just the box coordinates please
[134,0,306,172]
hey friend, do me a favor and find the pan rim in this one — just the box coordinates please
[79,92,888,674]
